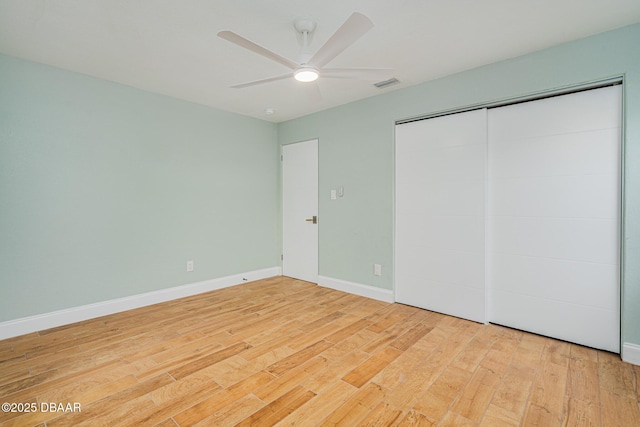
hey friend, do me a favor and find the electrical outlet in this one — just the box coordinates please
[374,263,382,276]
[186,260,194,272]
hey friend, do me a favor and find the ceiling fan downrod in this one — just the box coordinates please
[294,18,318,82]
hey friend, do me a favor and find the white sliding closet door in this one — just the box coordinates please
[396,109,487,323]
[487,86,621,352]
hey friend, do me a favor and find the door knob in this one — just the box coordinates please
[305,216,318,224]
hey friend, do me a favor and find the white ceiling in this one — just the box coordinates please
[1,1,639,123]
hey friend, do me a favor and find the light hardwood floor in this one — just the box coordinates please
[0,276,638,426]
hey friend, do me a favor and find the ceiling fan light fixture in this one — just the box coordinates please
[294,67,319,83]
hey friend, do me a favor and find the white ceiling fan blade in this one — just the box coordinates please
[321,68,393,80]
[218,30,299,70]
[231,73,292,89]
[308,12,374,69]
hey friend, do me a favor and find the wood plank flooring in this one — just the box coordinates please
[0,276,638,426]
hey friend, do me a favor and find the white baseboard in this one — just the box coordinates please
[318,275,394,303]
[622,342,640,366]
[0,267,281,340]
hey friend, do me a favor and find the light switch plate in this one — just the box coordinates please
[374,263,381,276]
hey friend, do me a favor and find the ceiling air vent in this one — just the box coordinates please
[374,77,400,89]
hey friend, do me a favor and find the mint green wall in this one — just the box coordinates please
[0,54,279,322]
[278,24,640,346]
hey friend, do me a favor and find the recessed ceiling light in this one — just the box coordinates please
[264,107,276,115]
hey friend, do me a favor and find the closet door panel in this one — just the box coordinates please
[396,247,484,290]
[395,109,487,323]
[396,177,485,217]
[490,216,618,264]
[395,276,486,323]
[488,89,620,141]
[490,291,619,352]
[490,253,619,309]
[489,174,619,219]
[487,85,621,352]
[490,129,620,179]
[397,214,485,253]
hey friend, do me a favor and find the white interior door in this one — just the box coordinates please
[487,86,621,352]
[395,109,487,323]
[282,139,318,283]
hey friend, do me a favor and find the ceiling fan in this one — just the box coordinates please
[217,12,391,88]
